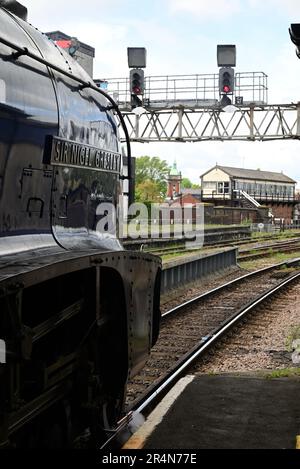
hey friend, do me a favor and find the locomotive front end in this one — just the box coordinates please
[0,2,161,447]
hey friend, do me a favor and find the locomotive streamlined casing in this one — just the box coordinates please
[0,6,122,252]
[0,5,161,446]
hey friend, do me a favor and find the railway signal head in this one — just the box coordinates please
[219,67,234,95]
[289,24,300,58]
[130,68,144,95]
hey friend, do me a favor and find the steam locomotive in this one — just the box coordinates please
[0,1,161,447]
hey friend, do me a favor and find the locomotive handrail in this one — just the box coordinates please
[0,34,132,181]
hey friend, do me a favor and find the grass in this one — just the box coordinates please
[162,250,203,262]
[161,244,226,262]
[263,368,300,379]
[164,250,300,267]
[239,250,300,270]
[251,229,300,240]
[161,236,300,264]
[126,224,300,241]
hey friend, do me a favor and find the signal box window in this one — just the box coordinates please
[217,182,229,194]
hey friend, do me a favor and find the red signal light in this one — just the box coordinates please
[219,67,234,96]
[223,85,231,93]
[131,71,143,95]
[132,86,141,94]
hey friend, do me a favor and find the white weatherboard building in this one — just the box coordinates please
[200,165,298,223]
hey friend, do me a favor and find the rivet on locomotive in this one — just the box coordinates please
[0,1,161,448]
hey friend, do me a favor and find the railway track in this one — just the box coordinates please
[141,233,300,257]
[154,237,300,262]
[126,258,300,407]
[238,238,300,261]
[100,257,300,449]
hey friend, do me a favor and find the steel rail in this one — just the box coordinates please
[100,259,300,449]
[151,237,300,258]
[132,269,300,418]
[238,244,300,262]
[162,257,300,318]
[124,233,300,255]
[238,237,300,254]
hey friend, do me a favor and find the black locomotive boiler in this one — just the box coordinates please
[0,1,161,447]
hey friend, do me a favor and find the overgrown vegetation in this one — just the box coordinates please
[264,368,300,379]
[240,250,300,270]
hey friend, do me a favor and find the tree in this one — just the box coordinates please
[181,178,192,189]
[181,178,201,190]
[135,156,169,198]
[135,179,163,208]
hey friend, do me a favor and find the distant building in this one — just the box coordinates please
[166,162,202,206]
[166,161,182,201]
[294,188,300,223]
[200,165,297,223]
[46,31,95,77]
[177,188,202,206]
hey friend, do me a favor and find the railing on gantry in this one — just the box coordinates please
[95,72,268,110]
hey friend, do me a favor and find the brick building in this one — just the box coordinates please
[166,161,182,201]
[179,188,202,205]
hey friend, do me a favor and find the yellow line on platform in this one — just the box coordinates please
[122,375,195,450]
[296,435,300,449]
[122,435,145,450]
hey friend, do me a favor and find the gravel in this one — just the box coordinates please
[193,282,300,374]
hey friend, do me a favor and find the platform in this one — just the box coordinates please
[124,374,300,449]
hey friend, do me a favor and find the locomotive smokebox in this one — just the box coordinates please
[0,0,27,20]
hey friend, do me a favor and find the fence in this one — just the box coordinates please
[251,222,300,233]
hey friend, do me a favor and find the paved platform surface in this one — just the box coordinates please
[129,374,300,449]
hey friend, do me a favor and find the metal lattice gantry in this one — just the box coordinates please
[118,103,300,142]
[96,72,300,142]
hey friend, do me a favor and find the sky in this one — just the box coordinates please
[23,0,300,186]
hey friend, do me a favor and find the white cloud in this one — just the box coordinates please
[25,0,121,26]
[132,139,300,187]
[267,43,300,103]
[131,19,179,49]
[249,0,300,16]
[169,0,241,19]
[280,0,300,16]
[57,21,129,78]
[169,0,300,21]
[23,2,182,77]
